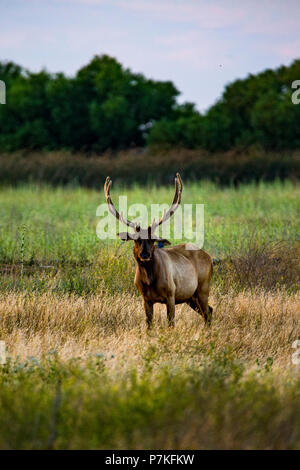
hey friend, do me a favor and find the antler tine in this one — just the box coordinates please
[176,172,183,202]
[151,173,183,231]
[104,176,137,230]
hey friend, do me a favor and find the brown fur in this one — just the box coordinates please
[133,242,213,328]
[104,173,213,328]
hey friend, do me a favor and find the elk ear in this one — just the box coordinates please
[155,238,171,246]
[118,232,135,242]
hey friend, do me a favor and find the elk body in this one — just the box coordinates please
[104,174,213,328]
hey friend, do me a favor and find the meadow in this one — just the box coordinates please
[0,180,299,449]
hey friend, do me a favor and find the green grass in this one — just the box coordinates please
[0,350,299,450]
[0,180,298,295]
[0,180,298,265]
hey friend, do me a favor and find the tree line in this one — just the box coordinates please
[0,55,299,153]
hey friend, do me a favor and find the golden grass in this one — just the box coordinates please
[1,289,299,372]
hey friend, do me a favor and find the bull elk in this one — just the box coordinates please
[104,173,213,328]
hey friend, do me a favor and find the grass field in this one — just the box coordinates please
[0,180,299,449]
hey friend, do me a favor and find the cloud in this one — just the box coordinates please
[59,0,109,4]
[118,0,300,39]
[275,40,300,60]
[118,0,246,29]
[0,31,29,49]
[154,30,233,71]
[1,0,299,110]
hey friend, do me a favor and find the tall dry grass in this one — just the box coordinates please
[1,288,299,449]
[0,289,298,370]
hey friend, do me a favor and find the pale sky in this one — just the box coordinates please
[1,0,300,111]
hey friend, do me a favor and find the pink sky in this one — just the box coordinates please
[1,0,299,110]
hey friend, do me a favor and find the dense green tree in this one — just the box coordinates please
[0,69,52,150]
[0,55,179,151]
[250,89,300,149]
[84,55,179,150]
[0,61,23,87]
[47,74,95,150]
[147,103,204,149]
[148,59,300,151]
[0,57,299,152]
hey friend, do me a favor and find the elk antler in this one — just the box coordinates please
[104,176,139,230]
[151,173,183,232]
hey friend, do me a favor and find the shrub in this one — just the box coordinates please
[0,148,299,187]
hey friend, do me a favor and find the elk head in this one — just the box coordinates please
[104,173,183,262]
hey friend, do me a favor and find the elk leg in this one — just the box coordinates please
[143,300,153,329]
[166,298,175,327]
[197,291,212,326]
[187,290,213,326]
[196,279,213,326]
[186,297,202,315]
